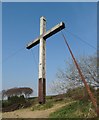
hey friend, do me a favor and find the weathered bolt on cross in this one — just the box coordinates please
[26,16,65,104]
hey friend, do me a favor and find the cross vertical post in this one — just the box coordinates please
[26,16,65,104]
[38,16,46,104]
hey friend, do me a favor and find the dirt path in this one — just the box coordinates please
[2,102,72,118]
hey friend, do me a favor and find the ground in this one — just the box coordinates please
[2,102,71,118]
[2,87,98,119]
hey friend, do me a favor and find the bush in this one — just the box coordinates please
[2,95,26,108]
[65,86,96,101]
[9,95,25,103]
[2,100,12,108]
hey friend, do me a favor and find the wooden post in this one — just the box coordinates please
[38,16,46,104]
[26,16,65,104]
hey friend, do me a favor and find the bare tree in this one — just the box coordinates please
[50,54,98,94]
[20,87,33,98]
[2,87,33,99]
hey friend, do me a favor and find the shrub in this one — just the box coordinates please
[2,100,12,108]
[2,95,26,108]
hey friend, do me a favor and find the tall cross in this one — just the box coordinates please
[26,16,65,104]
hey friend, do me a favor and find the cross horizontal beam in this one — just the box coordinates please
[26,22,65,49]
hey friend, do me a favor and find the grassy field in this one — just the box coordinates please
[2,86,98,118]
[49,99,96,118]
[30,95,97,118]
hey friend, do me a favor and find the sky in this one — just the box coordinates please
[2,2,97,96]
[1,0,98,2]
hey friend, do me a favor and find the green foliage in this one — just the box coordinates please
[2,86,98,117]
[32,101,53,111]
[66,87,85,98]
[8,95,25,103]
[65,86,98,101]
[41,101,53,109]
[49,86,98,118]
[2,95,26,108]
[49,100,96,118]
[46,96,53,100]
[2,100,12,108]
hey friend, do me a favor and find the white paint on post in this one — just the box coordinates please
[26,16,65,104]
[39,16,46,79]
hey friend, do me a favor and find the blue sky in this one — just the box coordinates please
[2,0,98,2]
[2,2,97,96]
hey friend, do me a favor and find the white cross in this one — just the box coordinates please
[26,16,65,104]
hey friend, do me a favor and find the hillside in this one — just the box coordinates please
[2,87,98,119]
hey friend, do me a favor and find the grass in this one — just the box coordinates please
[2,86,98,118]
[49,99,97,118]
[31,96,71,111]
[31,100,53,111]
